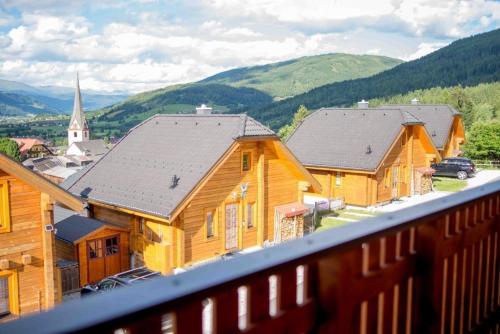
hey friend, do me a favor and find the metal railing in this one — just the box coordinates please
[2,181,500,334]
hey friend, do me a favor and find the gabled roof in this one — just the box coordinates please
[70,139,109,156]
[379,104,460,149]
[55,212,127,244]
[64,114,276,219]
[0,152,84,212]
[11,138,48,154]
[68,73,88,131]
[286,108,423,171]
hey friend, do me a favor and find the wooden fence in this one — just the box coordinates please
[2,181,500,334]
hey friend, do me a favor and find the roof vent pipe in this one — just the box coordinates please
[358,99,369,109]
[411,98,419,105]
[196,104,213,115]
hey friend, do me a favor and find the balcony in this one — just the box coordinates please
[3,180,500,333]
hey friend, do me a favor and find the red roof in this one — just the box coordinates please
[12,138,45,154]
[275,202,309,218]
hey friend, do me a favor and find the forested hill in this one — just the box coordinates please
[248,28,500,130]
[200,54,403,100]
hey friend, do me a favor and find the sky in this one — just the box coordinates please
[0,0,499,93]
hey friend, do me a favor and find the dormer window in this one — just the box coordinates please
[74,132,77,138]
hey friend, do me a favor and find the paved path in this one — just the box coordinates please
[465,169,500,189]
[374,170,500,213]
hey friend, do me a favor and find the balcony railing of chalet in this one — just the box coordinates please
[3,181,500,334]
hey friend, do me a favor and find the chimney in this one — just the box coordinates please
[196,104,212,115]
[411,98,419,105]
[358,99,369,109]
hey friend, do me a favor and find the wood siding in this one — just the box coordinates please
[308,125,436,207]
[55,239,76,262]
[76,228,129,286]
[88,139,310,273]
[442,116,466,158]
[0,169,55,318]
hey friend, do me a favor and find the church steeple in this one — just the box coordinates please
[68,72,90,146]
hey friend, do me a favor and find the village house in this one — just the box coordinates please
[380,99,466,158]
[0,152,83,323]
[62,111,320,283]
[286,105,441,207]
[11,138,53,160]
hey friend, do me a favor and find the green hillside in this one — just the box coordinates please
[200,54,403,100]
[369,82,500,128]
[0,91,60,116]
[91,53,402,126]
[249,28,500,130]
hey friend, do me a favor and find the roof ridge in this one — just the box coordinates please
[238,114,248,137]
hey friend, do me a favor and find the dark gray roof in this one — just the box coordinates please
[380,104,459,149]
[64,114,275,218]
[72,139,109,156]
[55,214,106,243]
[286,108,422,171]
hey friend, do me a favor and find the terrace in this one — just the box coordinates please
[3,180,500,333]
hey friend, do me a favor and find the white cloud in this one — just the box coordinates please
[402,42,448,61]
[0,1,498,94]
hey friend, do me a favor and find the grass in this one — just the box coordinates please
[432,177,467,192]
[315,208,381,232]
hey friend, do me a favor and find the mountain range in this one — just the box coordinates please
[91,53,403,126]
[248,28,500,129]
[0,79,129,116]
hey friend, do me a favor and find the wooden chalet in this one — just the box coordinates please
[11,138,53,160]
[287,108,441,206]
[62,114,320,280]
[0,153,83,322]
[381,103,466,158]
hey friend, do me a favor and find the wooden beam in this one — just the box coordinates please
[88,200,170,224]
[257,142,264,246]
[41,192,57,310]
[0,153,84,212]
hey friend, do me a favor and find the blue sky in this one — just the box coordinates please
[0,0,499,93]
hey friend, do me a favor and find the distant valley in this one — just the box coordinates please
[0,79,129,116]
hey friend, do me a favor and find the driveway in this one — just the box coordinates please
[464,169,500,189]
[373,169,500,213]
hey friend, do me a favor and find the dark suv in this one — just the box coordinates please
[81,267,160,297]
[431,157,476,180]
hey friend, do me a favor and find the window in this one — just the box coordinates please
[0,276,9,318]
[335,172,342,187]
[0,271,18,318]
[98,279,117,291]
[88,240,103,259]
[0,180,10,233]
[73,132,77,138]
[105,236,119,256]
[384,168,391,188]
[247,203,254,228]
[242,152,251,171]
[138,218,144,234]
[206,210,215,238]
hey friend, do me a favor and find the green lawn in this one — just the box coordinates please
[432,177,467,192]
[315,209,381,232]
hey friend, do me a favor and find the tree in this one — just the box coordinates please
[463,121,500,160]
[0,138,21,161]
[278,105,309,140]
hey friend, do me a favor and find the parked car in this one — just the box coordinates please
[431,157,476,180]
[81,267,160,297]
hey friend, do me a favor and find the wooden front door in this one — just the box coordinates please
[87,235,121,283]
[225,204,238,250]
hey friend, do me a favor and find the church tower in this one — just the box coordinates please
[68,72,90,146]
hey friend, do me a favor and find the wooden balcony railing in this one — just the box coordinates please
[3,181,500,334]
